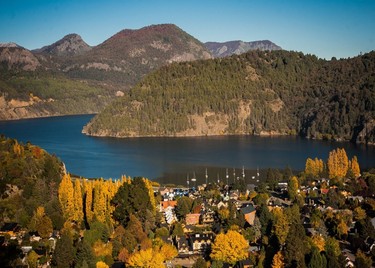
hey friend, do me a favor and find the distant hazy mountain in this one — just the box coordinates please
[33,33,92,56]
[205,40,281,58]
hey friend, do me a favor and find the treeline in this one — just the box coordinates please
[85,50,375,143]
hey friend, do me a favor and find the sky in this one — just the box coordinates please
[1,0,375,59]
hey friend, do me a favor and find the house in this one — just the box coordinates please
[164,207,177,225]
[174,235,191,254]
[200,210,215,224]
[0,222,20,237]
[216,201,228,210]
[160,200,177,212]
[188,232,215,255]
[240,204,256,226]
[186,213,200,225]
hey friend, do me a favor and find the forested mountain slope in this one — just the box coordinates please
[0,136,64,228]
[83,50,375,144]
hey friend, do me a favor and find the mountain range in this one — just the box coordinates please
[0,24,280,120]
[1,23,373,144]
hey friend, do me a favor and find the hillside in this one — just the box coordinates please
[205,40,282,58]
[83,50,375,144]
[0,136,64,227]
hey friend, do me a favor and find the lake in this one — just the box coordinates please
[0,114,374,185]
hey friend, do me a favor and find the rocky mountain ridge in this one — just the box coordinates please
[205,40,282,58]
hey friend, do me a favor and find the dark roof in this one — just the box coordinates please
[0,222,19,232]
[240,205,256,214]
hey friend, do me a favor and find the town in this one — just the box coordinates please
[1,140,374,268]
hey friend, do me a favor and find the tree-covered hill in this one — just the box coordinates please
[0,136,65,228]
[83,50,375,144]
[0,67,114,120]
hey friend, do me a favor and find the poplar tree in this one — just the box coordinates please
[327,148,349,179]
[83,180,94,226]
[73,179,84,224]
[58,173,75,220]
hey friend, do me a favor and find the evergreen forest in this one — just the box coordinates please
[84,50,375,144]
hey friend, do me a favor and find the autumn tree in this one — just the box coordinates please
[27,250,39,268]
[287,176,299,202]
[327,148,349,179]
[349,156,360,178]
[73,179,84,224]
[210,230,249,265]
[271,251,284,268]
[127,248,165,268]
[58,173,75,220]
[271,207,290,246]
[305,157,324,178]
[28,206,53,239]
[83,179,94,226]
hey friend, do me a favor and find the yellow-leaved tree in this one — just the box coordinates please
[349,156,361,178]
[327,148,349,179]
[272,251,285,268]
[305,157,324,178]
[58,173,75,220]
[73,179,84,224]
[210,230,249,265]
[311,234,325,252]
[127,248,165,268]
[271,207,290,245]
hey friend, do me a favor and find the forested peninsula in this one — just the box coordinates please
[83,50,375,144]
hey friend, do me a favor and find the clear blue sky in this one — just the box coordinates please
[1,0,374,59]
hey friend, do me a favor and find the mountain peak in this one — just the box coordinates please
[0,42,22,48]
[33,33,91,56]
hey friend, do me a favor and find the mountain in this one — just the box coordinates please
[0,24,212,120]
[0,45,40,71]
[83,50,375,145]
[33,33,92,56]
[205,40,282,58]
[59,24,212,88]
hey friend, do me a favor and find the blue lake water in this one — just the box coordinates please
[0,114,374,184]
